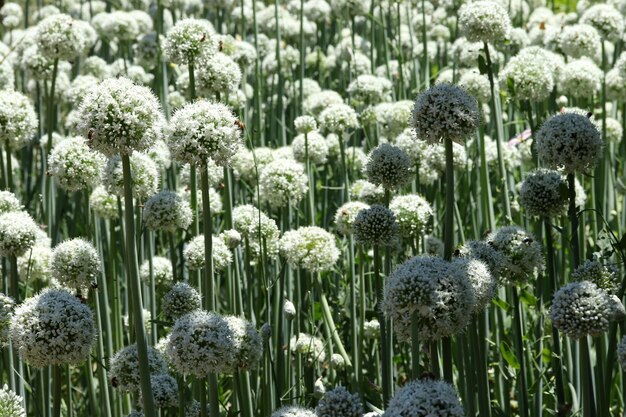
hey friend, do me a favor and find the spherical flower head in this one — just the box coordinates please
[220,229,242,249]
[572,259,619,294]
[389,194,433,238]
[109,343,167,392]
[453,258,497,313]
[316,386,363,417]
[459,71,491,103]
[0,191,23,214]
[225,315,263,371]
[0,3,23,29]
[283,300,297,320]
[558,58,602,98]
[334,201,369,235]
[0,90,37,150]
[231,147,274,183]
[412,83,480,144]
[605,117,623,143]
[383,379,464,417]
[167,100,242,166]
[363,143,413,190]
[303,90,344,118]
[162,281,202,321]
[558,24,601,60]
[0,385,25,417]
[353,204,399,247]
[140,373,178,408]
[458,1,511,43]
[51,238,100,290]
[197,52,242,96]
[167,310,241,376]
[347,74,393,105]
[35,14,83,60]
[294,115,317,134]
[143,190,193,232]
[580,4,624,41]
[232,205,280,259]
[318,103,359,134]
[77,77,164,157]
[349,180,384,205]
[10,288,95,367]
[47,136,104,191]
[456,239,507,278]
[163,19,216,65]
[345,146,368,173]
[330,353,345,370]
[259,159,309,209]
[550,280,613,338]
[536,112,602,174]
[0,211,38,257]
[139,256,173,288]
[375,100,414,139]
[102,153,159,202]
[291,131,329,165]
[89,185,119,219]
[499,56,554,102]
[485,226,543,283]
[383,255,475,341]
[279,226,340,272]
[363,319,380,339]
[184,234,232,271]
[519,168,568,218]
[290,332,326,365]
[0,293,15,346]
[271,406,316,417]
[0,60,14,91]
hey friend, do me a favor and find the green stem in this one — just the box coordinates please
[373,244,390,405]
[512,288,529,417]
[443,137,454,261]
[201,167,214,311]
[52,365,62,417]
[121,154,156,416]
[411,310,420,380]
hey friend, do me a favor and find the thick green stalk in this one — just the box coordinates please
[511,288,529,417]
[443,137,454,261]
[373,244,390,405]
[201,168,214,311]
[483,42,511,222]
[411,311,420,379]
[52,365,62,417]
[121,154,156,415]
[5,144,12,192]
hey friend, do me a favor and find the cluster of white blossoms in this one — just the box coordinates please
[89,186,119,219]
[50,238,101,290]
[519,168,568,218]
[143,190,193,232]
[0,293,15,346]
[499,57,554,101]
[35,14,85,61]
[383,379,465,416]
[353,205,399,247]
[383,256,475,342]
[550,280,620,339]
[167,100,242,166]
[318,103,360,134]
[0,90,37,150]
[10,288,96,367]
[162,18,216,65]
[0,191,23,214]
[162,282,202,321]
[412,83,480,144]
[536,112,603,174]
[166,310,262,376]
[346,74,393,105]
[259,159,309,208]
[271,406,317,417]
[290,332,327,365]
[558,58,603,98]
[109,344,168,392]
[184,234,232,271]
[77,77,164,157]
[334,201,369,236]
[0,385,25,417]
[232,204,281,259]
[48,137,105,191]
[279,226,340,272]
[485,226,544,283]
[458,1,511,43]
[102,153,159,202]
[389,194,433,238]
[139,256,174,288]
[572,259,619,295]
[364,143,413,190]
[196,52,242,97]
[0,211,39,258]
[315,386,363,417]
[291,131,329,165]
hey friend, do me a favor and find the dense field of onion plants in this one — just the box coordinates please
[1,0,626,415]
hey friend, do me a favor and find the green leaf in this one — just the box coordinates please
[500,342,521,370]
[491,297,511,313]
[520,289,538,306]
